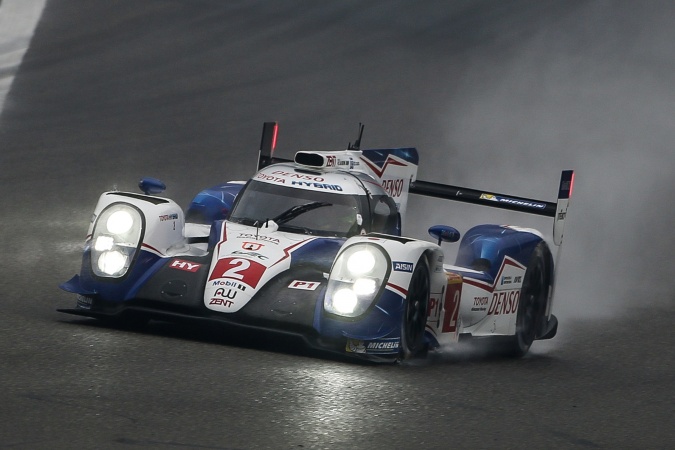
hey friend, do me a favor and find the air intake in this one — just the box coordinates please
[295,152,328,168]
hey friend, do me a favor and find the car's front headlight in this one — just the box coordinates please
[324,243,389,317]
[90,204,143,278]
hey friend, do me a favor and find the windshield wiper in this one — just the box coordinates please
[272,201,332,225]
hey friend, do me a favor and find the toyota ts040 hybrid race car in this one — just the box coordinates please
[59,122,575,362]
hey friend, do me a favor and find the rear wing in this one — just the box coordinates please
[410,170,575,246]
[256,121,574,246]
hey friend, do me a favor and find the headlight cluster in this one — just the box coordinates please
[324,244,389,317]
[91,204,143,278]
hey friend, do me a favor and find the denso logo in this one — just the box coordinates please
[381,178,404,197]
[487,290,520,315]
[271,170,325,182]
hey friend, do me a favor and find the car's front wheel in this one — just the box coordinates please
[400,257,430,360]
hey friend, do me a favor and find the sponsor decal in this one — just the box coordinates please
[367,339,401,354]
[213,288,237,299]
[392,261,414,273]
[159,213,179,221]
[326,155,337,167]
[231,250,269,260]
[558,211,567,220]
[211,280,247,291]
[473,296,489,306]
[367,340,399,351]
[209,298,234,307]
[427,276,462,333]
[288,280,320,291]
[487,290,520,315]
[346,339,400,354]
[501,276,512,285]
[337,158,358,169]
[462,257,526,292]
[271,170,325,182]
[77,295,93,310]
[237,234,279,244]
[209,257,266,288]
[242,241,264,251]
[381,178,404,197]
[256,173,286,184]
[290,181,343,191]
[169,259,201,272]
[479,193,546,210]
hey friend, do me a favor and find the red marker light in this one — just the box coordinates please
[271,122,278,154]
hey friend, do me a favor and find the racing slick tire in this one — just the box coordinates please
[400,257,430,360]
[499,242,551,357]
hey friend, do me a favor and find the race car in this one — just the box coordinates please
[59,122,574,361]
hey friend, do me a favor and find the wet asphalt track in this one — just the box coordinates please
[1,1,674,449]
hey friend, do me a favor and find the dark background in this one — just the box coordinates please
[1,1,673,448]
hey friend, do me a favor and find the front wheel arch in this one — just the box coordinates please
[399,255,430,360]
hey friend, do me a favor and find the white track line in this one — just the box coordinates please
[0,0,47,111]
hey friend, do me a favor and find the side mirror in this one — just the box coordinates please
[139,177,166,195]
[428,225,461,245]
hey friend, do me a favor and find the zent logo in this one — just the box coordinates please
[170,259,201,272]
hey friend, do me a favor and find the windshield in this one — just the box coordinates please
[229,180,364,237]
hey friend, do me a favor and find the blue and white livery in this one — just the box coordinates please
[59,122,574,361]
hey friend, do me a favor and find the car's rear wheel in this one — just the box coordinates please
[400,257,430,360]
[499,242,550,357]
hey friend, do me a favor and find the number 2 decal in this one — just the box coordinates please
[442,282,461,333]
[208,257,266,288]
[221,258,251,280]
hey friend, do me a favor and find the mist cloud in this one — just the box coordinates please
[406,1,675,319]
